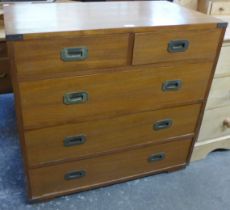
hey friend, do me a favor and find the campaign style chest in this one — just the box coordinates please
[3,1,226,201]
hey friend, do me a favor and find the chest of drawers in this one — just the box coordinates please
[4,1,226,201]
[191,16,230,161]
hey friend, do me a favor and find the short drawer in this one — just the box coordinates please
[0,58,12,93]
[198,106,230,142]
[29,138,191,200]
[13,34,130,78]
[133,28,221,65]
[19,62,212,130]
[0,42,7,58]
[25,104,200,167]
[215,43,230,76]
[206,76,230,109]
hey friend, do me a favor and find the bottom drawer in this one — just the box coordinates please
[198,106,230,142]
[29,138,192,200]
[0,58,12,94]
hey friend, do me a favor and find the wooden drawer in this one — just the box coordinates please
[19,62,212,130]
[132,28,221,65]
[206,76,230,109]
[0,58,12,93]
[25,104,201,167]
[215,43,230,76]
[0,41,7,58]
[13,34,130,78]
[210,1,230,15]
[29,138,192,200]
[198,106,230,141]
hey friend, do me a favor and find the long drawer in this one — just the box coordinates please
[29,138,192,200]
[12,34,130,78]
[25,104,200,167]
[19,62,212,130]
[198,105,230,141]
[132,28,221,65]
[0,58,12,93]
[206,76,230,109]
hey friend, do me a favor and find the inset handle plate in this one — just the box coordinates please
[61,47,88,61]
[64,135,86,147]
[168,40,189,53]
[64,170,86,180]
[64,91,88,105]
[154,119,172,130]
[162,80,182,91]
[148,152,165,163]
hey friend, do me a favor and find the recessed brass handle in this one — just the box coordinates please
[168,40,189,53]
[60,47,88,61]
[153,119,172,130]
[162,80,182,91]
[0,72,7,79]
[64,135,86,147]
[64,170,86,181]
[148,152,165,163]
[63,91,88,105]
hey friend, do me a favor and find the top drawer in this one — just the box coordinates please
[13,34,130,78]
[133,28,221,65]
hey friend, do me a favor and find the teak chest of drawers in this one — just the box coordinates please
[3,1,226,201]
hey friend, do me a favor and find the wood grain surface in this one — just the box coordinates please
[12,34,130,78]
[19,62,213,130]
[3,1,224,39]
[29,138,192,200]
[25,104,200,167]
[133,28,221,65]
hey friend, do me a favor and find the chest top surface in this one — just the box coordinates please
[3,1,224,39]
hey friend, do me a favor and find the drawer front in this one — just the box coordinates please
[215,43,230,76]
[206,76,230,109]
[0,58,12,93]
[198,106,230,141]
[0,42,7,58]
[19,62,212,130]
[29,138,191,199]
[210,2,230,15]
[133,28,221,65]
[13,34,130,78]
[25,104,200,167]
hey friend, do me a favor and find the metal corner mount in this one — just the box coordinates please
[217,22,228,29]
[6,34,24,41]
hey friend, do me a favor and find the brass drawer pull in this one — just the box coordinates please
[0,72,7,79]
[64,170,86,180]
[63,91,88,105]
[64,135,86,147]
[168,40,189,53]
[162,80,182,91]
[148,152,165,163]
[61,47,88,61]
[153,119,172,130]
